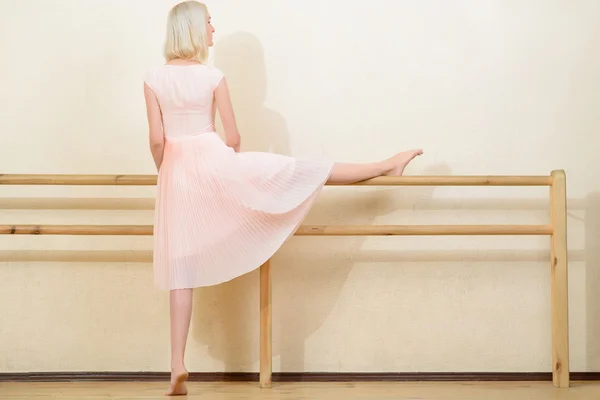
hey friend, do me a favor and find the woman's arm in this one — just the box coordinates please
[144,83,165,171]
[214,78,241,152]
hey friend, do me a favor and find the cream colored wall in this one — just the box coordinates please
[1,0,599,374]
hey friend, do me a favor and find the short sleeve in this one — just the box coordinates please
[210,67,224,90]
[143,68,157,92]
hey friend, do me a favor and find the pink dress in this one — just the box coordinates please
[144,64,333,290]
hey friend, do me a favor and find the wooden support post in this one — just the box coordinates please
[550,170,569,388]
[259,259,272,388]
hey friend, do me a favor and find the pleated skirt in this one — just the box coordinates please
[153,132,333,290]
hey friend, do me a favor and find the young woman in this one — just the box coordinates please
[143,1,423,395]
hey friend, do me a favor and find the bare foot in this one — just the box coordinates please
[166,368,189,396]
[385,149,423,176]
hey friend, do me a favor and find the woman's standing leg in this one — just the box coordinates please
[167,288,193,396]
[327,149,423,184]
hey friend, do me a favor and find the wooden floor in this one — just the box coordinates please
[0,381,598,399]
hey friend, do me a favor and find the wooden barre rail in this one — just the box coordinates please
[0,171,569,389]
[0,174,553,186]
[0,224,553,236]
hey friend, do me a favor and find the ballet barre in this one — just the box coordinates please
[0,171,569,388]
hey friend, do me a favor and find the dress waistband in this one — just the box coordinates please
[164,131,219,141]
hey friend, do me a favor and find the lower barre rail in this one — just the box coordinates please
[0,224,553,236]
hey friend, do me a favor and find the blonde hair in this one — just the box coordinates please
[164,1,210,64]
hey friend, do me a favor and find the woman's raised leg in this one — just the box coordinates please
[327,149,423,184]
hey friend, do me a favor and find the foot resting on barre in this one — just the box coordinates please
[385,149,424,176]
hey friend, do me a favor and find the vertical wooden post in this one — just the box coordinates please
[550,170,569,388]
[259,259,272,388]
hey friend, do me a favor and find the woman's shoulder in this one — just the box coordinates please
[145,63,223,78]
[143,64,224,92]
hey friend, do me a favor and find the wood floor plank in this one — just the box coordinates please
[0,381,598,399]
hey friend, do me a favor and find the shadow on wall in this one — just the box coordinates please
[188,31,450,372]
[190,32,290,372]
[210,31,290,155]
